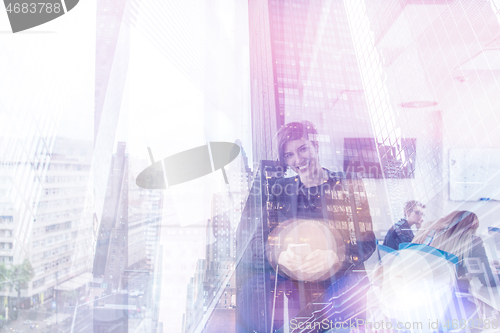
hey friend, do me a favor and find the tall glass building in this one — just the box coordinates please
[249,0,374,166]
[241,3,380,332]
[248,0,394,236]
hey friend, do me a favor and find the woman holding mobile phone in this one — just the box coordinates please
[262,120,377,331]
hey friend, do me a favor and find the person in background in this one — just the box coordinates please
[383,200,425,250]
[412,211,499,330]
[412,210,498,287]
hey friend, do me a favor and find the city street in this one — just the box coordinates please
[0,305,153,333]
[1,307,71,333]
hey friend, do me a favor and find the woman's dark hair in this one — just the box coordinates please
[276,120,319,167]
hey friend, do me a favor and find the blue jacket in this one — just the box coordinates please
[383,218,414,250]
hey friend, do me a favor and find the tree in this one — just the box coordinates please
[0,263,8,312]
[0,263,7,285]
[8,259,34,305]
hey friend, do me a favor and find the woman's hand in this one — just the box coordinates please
[278,245,340,277]
[298,249,340,275]
[278,244,306,271]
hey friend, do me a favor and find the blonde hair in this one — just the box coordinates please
[412,211,479,261]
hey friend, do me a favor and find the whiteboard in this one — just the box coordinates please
[449,148,500,201]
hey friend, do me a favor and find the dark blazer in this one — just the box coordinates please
[266,171,377,279]
[236,169,377,333]
[383,218,415,251]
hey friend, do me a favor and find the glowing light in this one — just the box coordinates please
[372,250,455,324]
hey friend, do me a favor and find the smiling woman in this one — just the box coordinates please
[277,121,321,178]
[236,120,378,332]
[283,138,325,187]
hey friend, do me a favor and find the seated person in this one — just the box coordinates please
[412,210,497,288]
[383,200,425,250]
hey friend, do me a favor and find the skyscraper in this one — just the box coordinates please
[93,142,128,291]
[249,0,376,168]
[183,144,253,333]
[93,142,129,332]
[241,1,385,331]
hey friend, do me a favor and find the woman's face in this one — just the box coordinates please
[283,138,321,179]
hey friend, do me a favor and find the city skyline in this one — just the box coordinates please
[0,0,500,332]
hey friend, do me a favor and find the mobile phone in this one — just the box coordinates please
[289,243,312,256]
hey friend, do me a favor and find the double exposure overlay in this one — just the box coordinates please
[1,0,500,332]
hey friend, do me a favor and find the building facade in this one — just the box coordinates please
[29,138,93,308]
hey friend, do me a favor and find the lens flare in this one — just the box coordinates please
[372,250,455,326]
